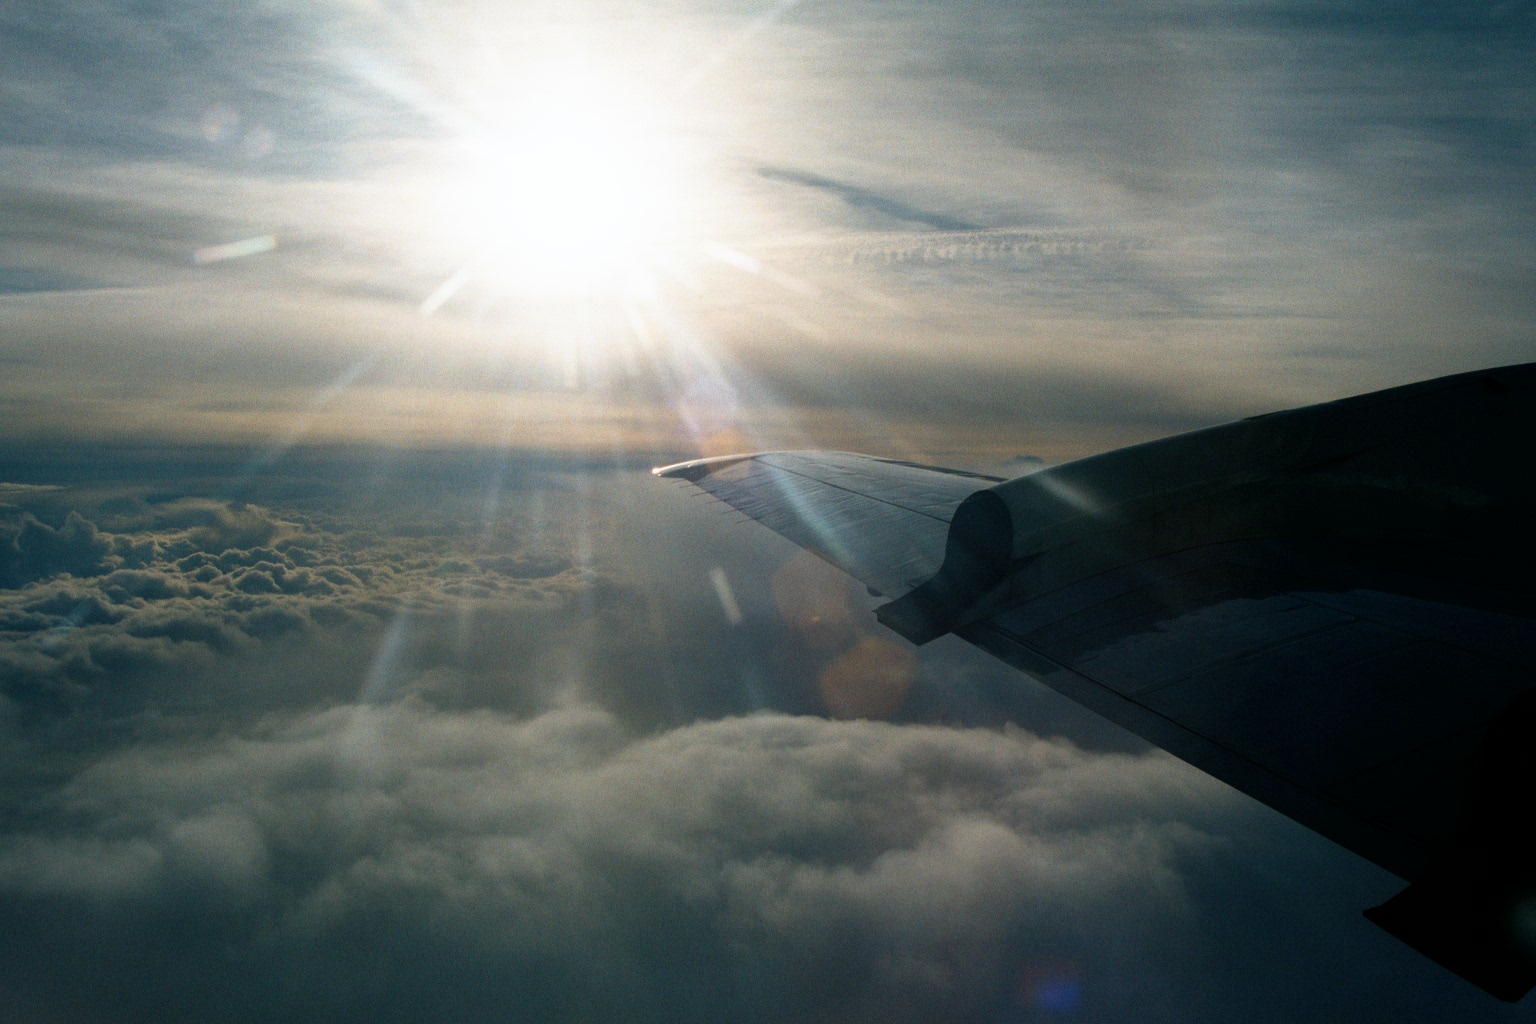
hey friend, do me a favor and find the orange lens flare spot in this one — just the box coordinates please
[818,636,916,720]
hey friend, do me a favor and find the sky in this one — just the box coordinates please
[2,0,1536,1021]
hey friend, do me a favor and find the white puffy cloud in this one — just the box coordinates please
[0,701,1231,1022]
[0,492,589,721]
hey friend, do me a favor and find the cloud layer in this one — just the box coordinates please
[0,699,1227,1024]
[0,449,1519,1022]
[0,474,592,752]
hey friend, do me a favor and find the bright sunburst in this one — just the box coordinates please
[432,61,687,302]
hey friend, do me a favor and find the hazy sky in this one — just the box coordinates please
[3,1,1536,1021]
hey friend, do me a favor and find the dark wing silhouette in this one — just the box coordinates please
[656,363,1536,1002]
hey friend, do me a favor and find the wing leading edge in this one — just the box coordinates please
[654,363,1536,1001]
[653,450,1001,598]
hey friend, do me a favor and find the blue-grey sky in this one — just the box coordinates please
[3,1,1536,1021]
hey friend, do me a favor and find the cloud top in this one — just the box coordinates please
[0,701,1227,1022]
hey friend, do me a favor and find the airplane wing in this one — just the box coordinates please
[654,450,1001,598]
[655,362,1536,1002]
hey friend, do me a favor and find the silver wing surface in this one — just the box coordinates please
[655,363,1536,1002]
[654,451,1001,598]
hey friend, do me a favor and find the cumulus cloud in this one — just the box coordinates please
[0,487,591,727]
[0,510,115,586]
[0,701,1231,1023]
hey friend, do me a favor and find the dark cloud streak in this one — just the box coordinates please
[757,166,983,232]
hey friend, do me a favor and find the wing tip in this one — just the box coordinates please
[651,453,764,481]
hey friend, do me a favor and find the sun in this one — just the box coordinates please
[434,62,686,300]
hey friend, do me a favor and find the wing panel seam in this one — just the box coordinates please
[752,458,963,523]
